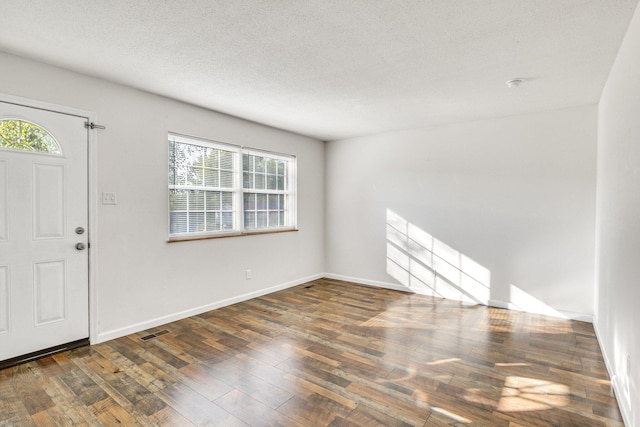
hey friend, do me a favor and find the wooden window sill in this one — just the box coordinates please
[168,228,298,243]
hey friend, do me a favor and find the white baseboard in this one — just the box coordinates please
[593,319,633,427]
[93,273,324,344]
[322,273,412,293]
[324,276,594,323]
[488,299,593,323]
[487,299,509,309]
[321,275,596,324]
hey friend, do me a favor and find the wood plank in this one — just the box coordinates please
[154,382,246,426]
[276,393,353,426]
[10,364,55,415]
[215,389,301,427]
[330,403,414,427]
[0,369,35,426]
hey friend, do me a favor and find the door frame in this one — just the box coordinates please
[0,92,99,345]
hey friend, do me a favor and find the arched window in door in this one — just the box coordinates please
[0,119,62,154]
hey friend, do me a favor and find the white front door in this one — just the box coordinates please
[0,100,89,363]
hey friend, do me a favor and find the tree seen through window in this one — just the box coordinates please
[0,119,62,154]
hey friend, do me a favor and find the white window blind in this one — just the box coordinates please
[168,133,296,239]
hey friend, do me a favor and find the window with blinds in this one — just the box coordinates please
[168,133,296,239]
[243,151,290,230]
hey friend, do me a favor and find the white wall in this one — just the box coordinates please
[596,2,640,425]
[0,52,325,342]
[326,105,597,319]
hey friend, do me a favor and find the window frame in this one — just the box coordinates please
[241,147,297,233]
[168,132,297,241]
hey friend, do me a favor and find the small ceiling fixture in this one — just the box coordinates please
[505,79,524,89]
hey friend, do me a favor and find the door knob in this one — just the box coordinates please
[75,243,86,251]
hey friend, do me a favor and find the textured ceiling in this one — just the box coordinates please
[0,1,638,141]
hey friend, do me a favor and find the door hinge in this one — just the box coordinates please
[85,122,106,130]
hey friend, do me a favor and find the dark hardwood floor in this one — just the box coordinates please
[0,278,624,426]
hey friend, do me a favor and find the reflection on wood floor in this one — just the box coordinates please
[0,278,624,426]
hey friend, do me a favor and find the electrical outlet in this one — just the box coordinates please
[245,269,252,280]
[102,192,117,205]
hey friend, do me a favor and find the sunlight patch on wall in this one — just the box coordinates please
[386,209,490,304]
[612,335,632,412]
[508,284,567,319]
